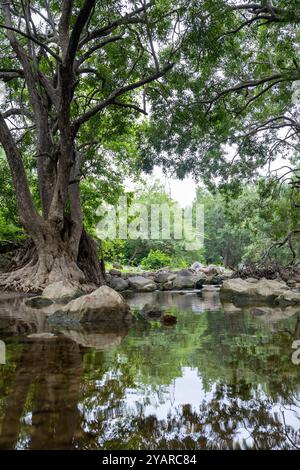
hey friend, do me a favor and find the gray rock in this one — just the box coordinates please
[155,272,176,284]
[155,267,171,274]
[140,304,165,320]
[200,266,219,276]
[173,271,208,290]
[161,281,174,291]
[50,286,131,324]
[109,269,122,277]
[128,276,157,292]
[190,262,204,271]
[221,278,290,304]
[176,269,195,277]
[109,276,129,292]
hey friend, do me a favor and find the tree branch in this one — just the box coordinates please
[112,100,148,115]
[65,0,96,66]
[0,112,41,231]
[0,23,62,62]
[78,2,152,48]
[73,62,173,133]
[77,34,124,66]
[2,107,33,119]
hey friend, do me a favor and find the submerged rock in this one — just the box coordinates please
[25,296,54,309]
[49,286,131,324]
[160,314,177,325]
[140,303,165,320]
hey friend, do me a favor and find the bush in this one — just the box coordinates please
[140,250,172,270]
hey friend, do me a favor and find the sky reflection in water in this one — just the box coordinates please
[0,289,300,450]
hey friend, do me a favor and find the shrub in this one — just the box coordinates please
[140,250,172,270]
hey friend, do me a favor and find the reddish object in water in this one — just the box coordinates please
[160,314,177,325]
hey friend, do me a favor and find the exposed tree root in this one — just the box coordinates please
[0,231,105,294]
[233,261,300,282]
[0,254,84,294]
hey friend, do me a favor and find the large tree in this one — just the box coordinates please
[0,0,187,291]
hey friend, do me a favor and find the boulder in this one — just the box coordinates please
[172,275,196,289]
[176,268,194,276]
[50,286,131,324]
[154,272,176,284]
[200,266,219,276]
[190,262,204,272]
[155,267,171,274]
[195,272,210,286]
[161,281,174,291]
[109,276,129,292]
[221,277,290,304]
[208,274,227,285]
[128,276,157,292]
[109,269,122,277]
[42,281,82,301]
[172,272,207,290]
[140,304,165,320]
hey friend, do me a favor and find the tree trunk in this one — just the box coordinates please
[0,220,105,293]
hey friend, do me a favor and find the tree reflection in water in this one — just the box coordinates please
[0,291,300,449]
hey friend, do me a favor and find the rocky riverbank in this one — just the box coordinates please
[106,265,230,293]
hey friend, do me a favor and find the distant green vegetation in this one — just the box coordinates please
[1,148,299,269]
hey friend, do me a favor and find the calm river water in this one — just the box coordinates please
[0,288,300,450]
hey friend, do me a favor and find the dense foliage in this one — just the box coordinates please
[0,0,299,272]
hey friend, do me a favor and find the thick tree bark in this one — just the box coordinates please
[0,223,105,293]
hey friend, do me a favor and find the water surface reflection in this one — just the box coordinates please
[0,291,300,449]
